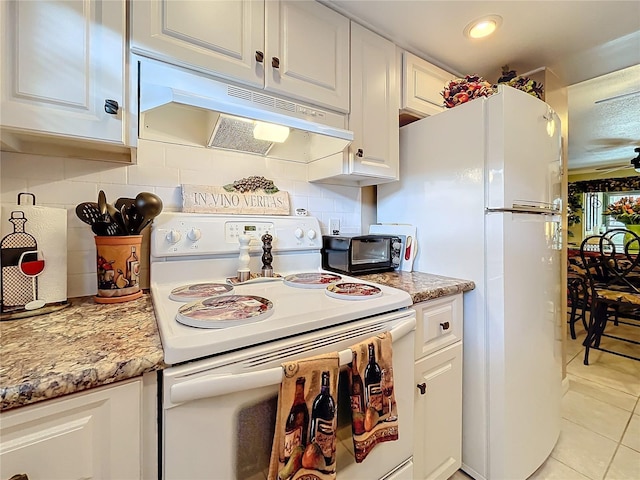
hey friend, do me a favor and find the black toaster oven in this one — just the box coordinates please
[321,235,402,275]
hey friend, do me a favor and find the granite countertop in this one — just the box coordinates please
[0,294,164,412]
[0,272,473,413]
[359,271,475,304]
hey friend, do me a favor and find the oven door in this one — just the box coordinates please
[161,310,416,480]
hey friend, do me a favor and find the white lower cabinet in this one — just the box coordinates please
[414,342,463,480]
[413,294,463,480]
[0,379,143,480]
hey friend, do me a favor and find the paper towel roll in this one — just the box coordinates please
[1,203,67,312]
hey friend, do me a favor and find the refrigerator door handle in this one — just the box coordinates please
[486,206,559,215]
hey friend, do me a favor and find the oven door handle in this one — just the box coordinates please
[169,318,415,404]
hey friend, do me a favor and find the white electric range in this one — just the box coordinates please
[149,212,416,480]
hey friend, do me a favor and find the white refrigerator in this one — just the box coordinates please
[377,86,563,480]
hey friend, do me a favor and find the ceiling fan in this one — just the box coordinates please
[594,147,640,174]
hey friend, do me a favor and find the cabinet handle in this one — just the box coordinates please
[255,50,264,63]
[271,56,280,69]
[355,148,364,157]
[417,383,427,395]
[440,321,450,330]
[104,99,119,115]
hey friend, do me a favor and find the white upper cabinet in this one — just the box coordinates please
[308,22,398,186]
[265,1,349,112]
[0,0,128,150]
[349,22,399,180]
[401,51,453,117]
[131,0,350,113]
[130,0,265,89]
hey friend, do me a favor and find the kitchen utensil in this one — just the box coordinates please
[114,197,136,211]
[98,190,109,220]
[134,192,163,233]
[75,202,103,226]
[126,204,141,234]
[120,204,130,233]
[92,221,120,236]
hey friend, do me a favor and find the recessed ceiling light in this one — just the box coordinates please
[464,15,503,39]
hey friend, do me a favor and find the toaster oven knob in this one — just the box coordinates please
[294,228,304,239]
[166,229,182,244]
[187,228,201,241]
[307,229,317,239]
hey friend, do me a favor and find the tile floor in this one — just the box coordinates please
[449,319,640,480]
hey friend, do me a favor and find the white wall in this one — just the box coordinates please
[1,139,363,298]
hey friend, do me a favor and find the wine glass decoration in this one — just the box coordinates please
[381,367,397,422]
[18,250,46,310]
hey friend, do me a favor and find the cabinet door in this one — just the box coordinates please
[0,380,142,480]
[414,343,462,480]
[413,294,463,359]
[402,51,452,117]
[131,0,264,88]
[349,22,399,179]
[0,0,126,143]
[265,0,349,112]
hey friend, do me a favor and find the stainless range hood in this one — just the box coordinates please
[137,58,353,163]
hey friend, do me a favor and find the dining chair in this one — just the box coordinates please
[567,271,589,339]
[579,228,640,364]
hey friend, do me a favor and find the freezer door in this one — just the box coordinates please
[486,86,562,211]
[484,211,562,480]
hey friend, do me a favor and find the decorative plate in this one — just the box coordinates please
[283,272,342,289]
[169,283,234,302]
[176,295,274,329]
[325,282,383,300]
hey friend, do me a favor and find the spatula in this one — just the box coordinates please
[75,202,103,225]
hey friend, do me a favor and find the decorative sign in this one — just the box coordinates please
[182,178,290,215]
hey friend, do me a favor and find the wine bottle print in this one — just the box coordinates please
[283,377,309,463]
[1,211,38,312]
[364,342,383,416]
[350,351,366,435]
[310,370,336,466]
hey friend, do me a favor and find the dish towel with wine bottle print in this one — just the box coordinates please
[348,332,398,462]
[268,352,340,480]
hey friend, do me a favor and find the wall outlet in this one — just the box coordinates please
[329,218,340,235]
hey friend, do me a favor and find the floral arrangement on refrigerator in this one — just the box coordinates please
[441,65,544,109]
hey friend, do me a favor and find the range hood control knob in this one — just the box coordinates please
[187,228,201,241]
[166,230,182,244]
[307,230,317,240]
[294,228,304,239]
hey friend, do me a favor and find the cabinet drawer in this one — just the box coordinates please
[413,294,462,359]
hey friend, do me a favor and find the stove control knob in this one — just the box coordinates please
[307,229,317,240]
[187,228,201,241]
[166,229,182,244]
[294,228,304,239]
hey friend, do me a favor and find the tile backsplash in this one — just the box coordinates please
[1,139,363,298]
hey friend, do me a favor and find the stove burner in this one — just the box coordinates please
[325,282,383,300]
[283,272,342,289]
[176,295,274,329]
[169,283,234,302]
